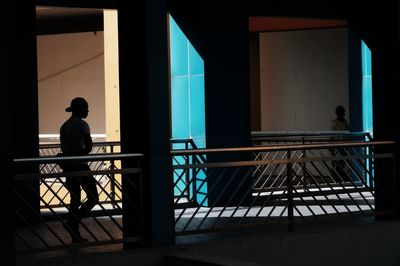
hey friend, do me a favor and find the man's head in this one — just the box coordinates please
[65,97,89,118]
[335,105,345,118]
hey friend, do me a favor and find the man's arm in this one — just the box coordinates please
[84,134,93,154]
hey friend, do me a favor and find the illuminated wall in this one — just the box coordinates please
[169,15,207,204]
[37,32,105,136]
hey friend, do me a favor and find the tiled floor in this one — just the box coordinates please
[15,190,374,253]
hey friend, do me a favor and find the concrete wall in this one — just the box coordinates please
[37,31,105,135]
[259,28,349,131]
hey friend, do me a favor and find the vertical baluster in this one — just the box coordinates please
[191,140,199,207]
[184,142,190,204]
[110,145,116,208]
[302,137,306,186]
[287,150,294,231]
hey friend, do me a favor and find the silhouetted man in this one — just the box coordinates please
[331,105,350,182]
[331,105,349,131]
[60,97,99,243]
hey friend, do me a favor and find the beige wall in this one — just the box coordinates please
[37,31,106,135]
[259,28,349,131]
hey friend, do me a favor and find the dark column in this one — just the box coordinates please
[369,1,400,212]
[204,2,251,149]
[203,1,252,206]
[347,26,363,133]
[249,33,261,132]
[1,1,39,265]
[118,0,174,246]
[1,4,15,266]
[11,0,40,226]
[10,0,38,160]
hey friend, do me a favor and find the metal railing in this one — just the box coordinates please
[39,141,121,156]
[13,153,143,252]
[38,142,121,210]
[252,131,373,145]
[171,141,395,235]
[252,132,375,190]
[171,139,207,207]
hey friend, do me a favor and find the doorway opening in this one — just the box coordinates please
[36,6,120,145]
[35,5,121,214]
[249,16,349,132]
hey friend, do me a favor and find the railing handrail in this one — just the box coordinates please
[39,141,121,149]
[170,138,208,163]
[170,138,194,144]
[252,131,371,141]
[171,141,395,156]
[14,153,143,164]
[251,131,369,137]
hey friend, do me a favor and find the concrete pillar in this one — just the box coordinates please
[203,1,252,206]
[249,33,261,132]
[118,0,174,246]
[1,1,38,265]
[0,4,15,265]
[203,1,251,149]
[347,25,363,133]
[368,1,400,212]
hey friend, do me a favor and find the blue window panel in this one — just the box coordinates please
[169,16,189,76]
[361,40,374,186]
[361,40,373,135]
[187,30,207,205]
[189,76,206,148]
[189,42,205,76]
[171,76,190,139]
[362,42,372,76]
[362,76,373,133]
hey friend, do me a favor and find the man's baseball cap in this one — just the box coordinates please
[65,97,88,112]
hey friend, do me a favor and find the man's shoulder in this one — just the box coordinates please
[76,117,89,126]
[69,116,88,125]
[77,118,90,133]
[61,117,90,130]
[60,117,72,130]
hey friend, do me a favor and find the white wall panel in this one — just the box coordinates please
[259,28,349,131]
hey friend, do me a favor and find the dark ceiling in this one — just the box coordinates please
[249,17,348,32]
[36,6,102,19]
[36,6,348,36]
[36,6,104,35]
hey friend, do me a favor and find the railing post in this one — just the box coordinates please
[287,150,294,231]
[184,142,191,205]
[366,133,374,188]
[122,156,144,248]
[302,137,306,184]
[189,140,200,206]
[369,145,374,188]
[110,145,116,209]
[392,148,397,214]
[192,155,198,207]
